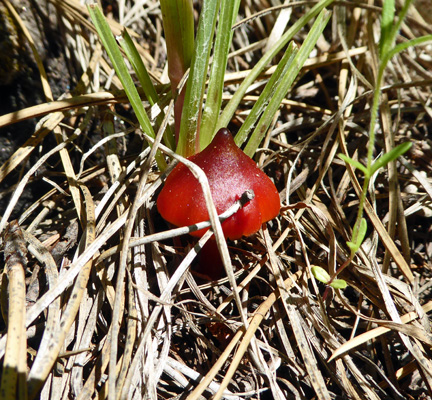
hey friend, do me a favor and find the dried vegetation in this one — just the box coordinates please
[0,0,432,399]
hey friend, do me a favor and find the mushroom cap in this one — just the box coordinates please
[157,128,280,239]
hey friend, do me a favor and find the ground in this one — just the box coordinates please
[0,0,432,399]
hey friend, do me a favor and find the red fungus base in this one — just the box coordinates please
[157,128,280,240]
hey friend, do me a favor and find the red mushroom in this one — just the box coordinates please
[157,128,280,278]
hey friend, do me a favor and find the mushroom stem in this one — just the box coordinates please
[196,239,224,280]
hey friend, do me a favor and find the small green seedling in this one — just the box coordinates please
[328,0,431,293]
[311,266,347,290]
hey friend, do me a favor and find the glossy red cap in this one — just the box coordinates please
[157,128,280,239]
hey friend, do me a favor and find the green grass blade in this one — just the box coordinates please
[235,43,296,148]
[243,9,332,157]
[369,142,412,177]
[87,3,167,170]
[199,0,241,150]
[159,0,194,89]
[384,34,432,65]
[118,29,175,149]
[118,29,159,105]
[218,0,335,132]
[176,0,220,157]
[386,0,415,60]
[338,154,368,176]
[379,0,395,58]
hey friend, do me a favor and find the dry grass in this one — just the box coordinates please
[0,0,432,399]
